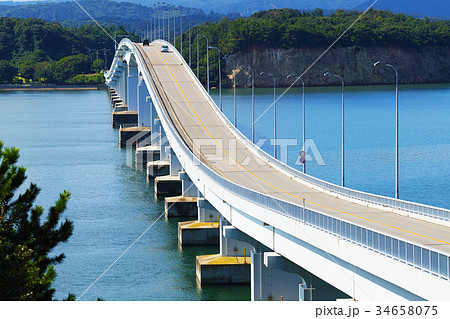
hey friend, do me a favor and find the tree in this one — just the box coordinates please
[0,60,16,83]
[91,58,105,73]
[52,54,91,84]
[0,141,73,301]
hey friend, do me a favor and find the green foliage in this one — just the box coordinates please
[0,141,73,301]
[0,60,16,83]
[0,17,137,84]
[91,59,105,73]
[66,73,105,85]
[184,8,450,57]
[52,54,91,84]
[180,8,450,87]
[18,61,36,80]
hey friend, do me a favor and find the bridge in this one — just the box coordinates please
[105,39,450,301]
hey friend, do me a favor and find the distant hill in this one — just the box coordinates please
[0,0,239,34]
[355,0,450,19]
[0,0,367,16]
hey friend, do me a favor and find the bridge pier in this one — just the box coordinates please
[118,76,153,149]
[165,172,198,218]
[146,125,170,178]
[127,65,138,112]
[119,126,151,148]
[251,251,350,301]
[136,105,160,169]
[137,77,152,127]
[178,198,220,246]
[195,216,252,285]
[112,111,138,128]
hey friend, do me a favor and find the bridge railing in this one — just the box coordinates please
[267,159,450,222]
[199,159,450,282]
[110,39,450,283]
[176,50,450,222]
[147,40,450,281]
[155,40,450,223]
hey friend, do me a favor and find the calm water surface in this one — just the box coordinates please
[0,83,448,300]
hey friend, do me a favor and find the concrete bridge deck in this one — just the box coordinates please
[135,42,450,254]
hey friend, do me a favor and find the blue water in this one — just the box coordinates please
[0,90,249,301]
[0,84,448,300]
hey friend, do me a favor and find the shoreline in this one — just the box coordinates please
[0,84,107,91]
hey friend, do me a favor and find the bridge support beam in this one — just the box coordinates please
[251,251,308,301]
[121,61,128,107]
[137,78,151,127]
[127,66,138,112]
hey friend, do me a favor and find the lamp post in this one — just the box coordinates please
[251,67,255,143]
[227,57,238,126]
[173,6,176,47]
[196,27,199,78]
[114,33,129,51]
[287,74,306,174]
[199,34,209,94]
[167,4,171,43]
[162,9,166,40]
[324,71,345,187]
[374,61,399,199]
[180,15,183,56]
[209,46,222,110]
[188,25,193,67]
[260,72,277,159]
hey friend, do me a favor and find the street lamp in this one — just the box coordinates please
[374,61,399,199]
[196,27,199,78]
[180,15,183,56]
[173,6,176,47]
[209,46,222,110]
[324,71,345,187]
[188,25,193,67]
[287,74,306,174]
[250,66,255,143]
[198,34,209,94]
[260,72,277,159]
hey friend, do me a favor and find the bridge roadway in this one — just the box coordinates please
[136,41,450,255]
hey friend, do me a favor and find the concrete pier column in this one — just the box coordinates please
[120,62,128,106]
[179,171,197,197]
[220,217,253,258]
[137,78,151,127]
[251,251,348,301]
[197,198,219,223]
[254,252,309,301]
[152,118,162,146]
[159,126,169,160]
[127,66,138,112]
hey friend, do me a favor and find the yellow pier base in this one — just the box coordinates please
[196,254,251,285]
[178,220,219,245]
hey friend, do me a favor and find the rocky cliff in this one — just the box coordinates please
[223,46,450,87]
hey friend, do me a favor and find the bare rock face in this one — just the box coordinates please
[223,46,450,87]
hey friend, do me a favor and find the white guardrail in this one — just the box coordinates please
[157,40,450,223]
[110,39,450,282]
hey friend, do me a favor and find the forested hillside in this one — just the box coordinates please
[188,8,450,57]
[180,9,450,87]
[0,0,239,35]
[0,17,137,84]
